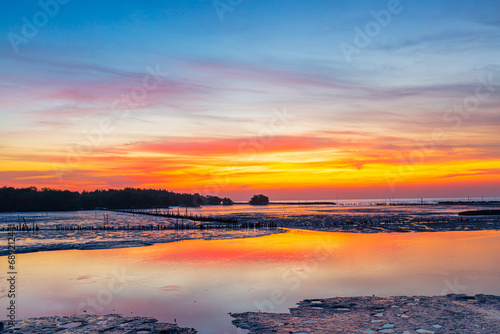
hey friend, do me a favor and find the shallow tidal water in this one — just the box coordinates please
[1,203,498,255]
[2,229,500,334]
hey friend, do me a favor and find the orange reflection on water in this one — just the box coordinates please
[120,229,347,264]
[108,229,500,271]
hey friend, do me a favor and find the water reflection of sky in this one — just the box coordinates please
[3,229,500,334]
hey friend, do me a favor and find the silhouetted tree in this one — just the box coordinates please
[0,186,232,212]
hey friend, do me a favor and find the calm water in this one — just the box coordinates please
[2,229,500,334]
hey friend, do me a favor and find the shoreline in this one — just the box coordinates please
[1,199,499,214]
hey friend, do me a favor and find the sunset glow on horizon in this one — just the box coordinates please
[1,0,499,200]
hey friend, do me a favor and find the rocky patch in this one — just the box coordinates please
[231,294,500,333]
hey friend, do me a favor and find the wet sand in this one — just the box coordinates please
[278,216,500,233]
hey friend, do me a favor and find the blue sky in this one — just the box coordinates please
[1,0,499,199]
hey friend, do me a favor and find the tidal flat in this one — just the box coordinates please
[2,223,500,333]
[1,203,500,256]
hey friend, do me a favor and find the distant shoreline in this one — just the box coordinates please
[1,200,500,213]
[269,201,336,205]
[232,200,500,206]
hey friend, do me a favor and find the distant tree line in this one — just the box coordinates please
[0,186,233,212]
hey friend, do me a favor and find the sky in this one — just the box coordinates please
[0,0,499,200]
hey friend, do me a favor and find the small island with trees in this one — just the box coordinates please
[249,194,269,205]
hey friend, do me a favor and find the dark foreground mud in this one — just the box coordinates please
[1,314,197,333]
[232,294,500,333]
